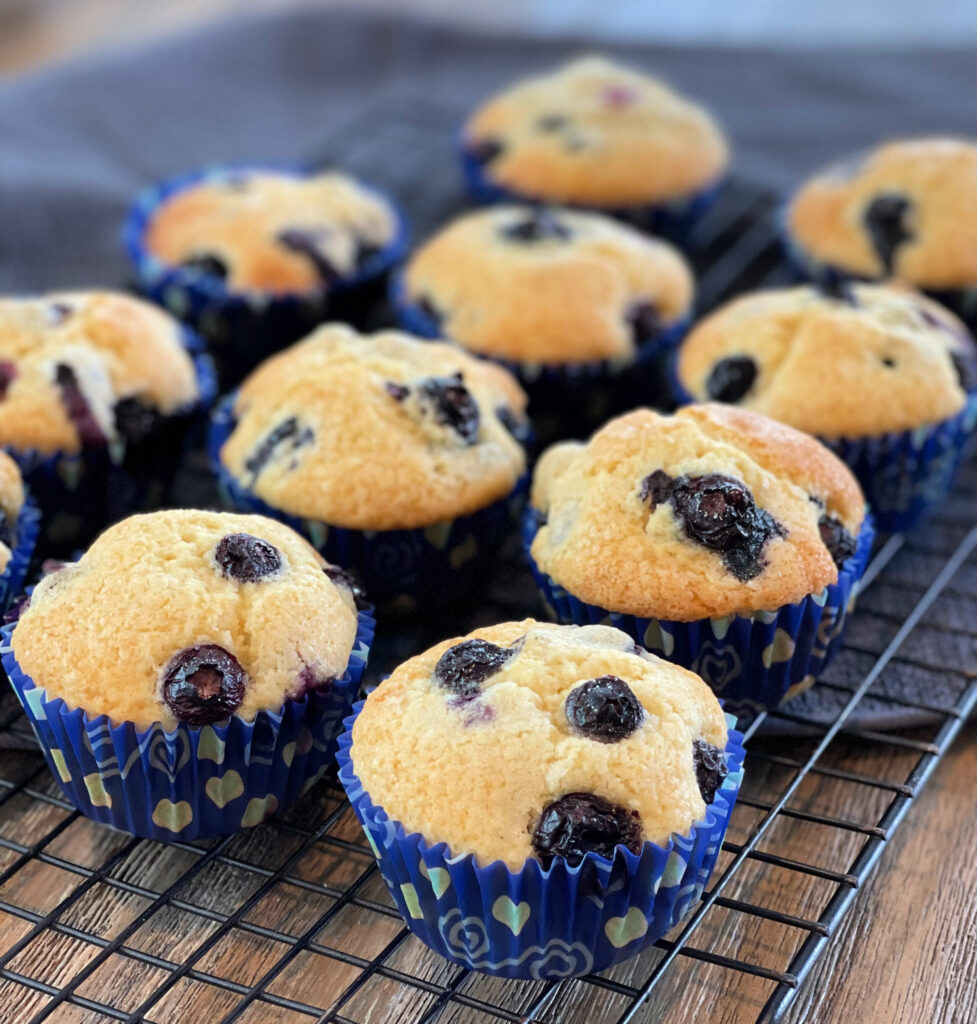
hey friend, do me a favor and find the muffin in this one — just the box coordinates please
[210,323,529,608]
[1,509,374,841]
[675,283,977,530]
[338,619,744,978]
[126,166,407,385]
[0,290,212,553]
[524,404,873,707]
[785,138,977,325]
[0,452,40,611]
[461,55,728,235]
[397,204,694,438]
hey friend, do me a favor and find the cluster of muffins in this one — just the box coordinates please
[4,53,977,983]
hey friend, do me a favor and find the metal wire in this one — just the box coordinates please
[1,98,975,1024]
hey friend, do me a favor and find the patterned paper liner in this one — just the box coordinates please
[523,510,875,710]
[5,332,217,555]
[0,496,41,613]
[1,606,375,842]
[459,140,725,241]
[124,164,409,386]
[209,396,528,609]
[392,273,691,441]
[670,377,977,534]
[337,703,745,979]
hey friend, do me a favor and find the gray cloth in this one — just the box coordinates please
[0,6,974,292]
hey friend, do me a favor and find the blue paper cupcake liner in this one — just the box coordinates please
[6,332,217,556]
[337,702,744,978]
[124,164,409,387]
[523,510,875,710]
[1,605,375,841]
[459,139,724,243]
[393,273,691,442]
[209,396,528,609]
[0,496,41,613]
[670,378,977,534]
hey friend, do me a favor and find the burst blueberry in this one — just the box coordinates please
[565,676,644,743]
[245,417,314,481]
[323,564,370,610]
[706,355,757,404]
[276,227,341,284]
[417,374,480,444]
[532,792,643,868]
[55,364,106,446]
[161,644,247,726]
[433,638,516,699]
[692,739,728,804]
[215,532,283,582]
[501,208,572,243]
[863,193,914,275]
[818,515,857,568]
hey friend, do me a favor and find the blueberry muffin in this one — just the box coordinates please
[340,619,743,978]
[786,138,977,317]
[0,451,26,575]
[128,167,406,385]
[461,56,728,220]
[0,291,200,456]
[4,509,373,840]
[676,284,977,530]
[212,324,528,603]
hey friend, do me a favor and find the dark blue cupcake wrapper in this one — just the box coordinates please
[670,377,977,534]
[0,496,41,613]
[6,332,217,555]
[125,164,409,385]
[337,702,744,978]
[459,137,725,242]
[523,510,875,710]
[1,606,374,841]
[209,396,528,608]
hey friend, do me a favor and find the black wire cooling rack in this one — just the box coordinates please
[1,97,976,1024]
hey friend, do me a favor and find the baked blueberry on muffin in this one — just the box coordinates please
[127,167,406,384]
[525,404,872,706]
[461,56,728,232]
[676,283,977,529]
[0,290,207,550]
[786,138,977,322]
[3,509,373,840]
[398,204,694,436]
[211,323,528,605]
[339,619,744,977]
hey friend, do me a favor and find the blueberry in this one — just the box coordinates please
[114,397,162,445]
[323,564,370,610]
[161,644,247,725]
[296,664,335,695]
[692,739,728,804]
[500,209,572,243]
[816,270,858,306]
[706,356,757,404]
[417,374,480,444]
[565,676,644,743]
[0,361,17,400]
[48,302,74,325]
[244,417,314,482]
[433,638,516,699]
[532,792,643,868]
[628,302,663,345]
[818,515,857,568]
[54,364,106,446]
[881,356,897,368]
[215,533,283,582]
[644,472,785,582]
[181,253,228,280]
[863,193,914,276]
[468,137,505,165]
[385,380,409,402]
[496,405,530,444]
[276,227,342,284]
[415,295,444,333]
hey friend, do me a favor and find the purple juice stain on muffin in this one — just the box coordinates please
[818,515,857,568]
[705,355,757,404]
[384,381,409,402]
[180,252,229,281]
[532,792,643,868]
[433,637,517,700]
[244,416,315,483]
[276,227,343,285]
[692,739,728,804]
[161,644,246,725]
[54,364,106,446]
[468,137,505,166]
[600,83,640,108]
[627,301,664,345]
[501,208,572,243]
[295,663,335,696]
[862,193,914,276]
[417,374,480,444]
[641,470,785,582]
[0,361,17,400]
[114,397,162,445]
[323,564,370,610]
[215,532,283,582]
[565,675,644,743]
